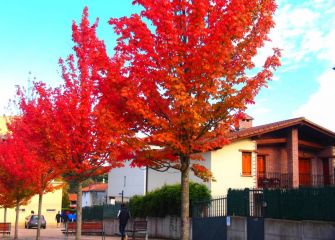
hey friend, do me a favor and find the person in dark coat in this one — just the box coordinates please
[61,211,68,228]
[117,203,130,240]
[55,211,61,227]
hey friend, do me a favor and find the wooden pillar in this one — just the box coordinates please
[287,128,299,188]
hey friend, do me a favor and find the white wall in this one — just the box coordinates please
[83,191,107,207]
[147,152,211,192]
[210,139,256,196]
[147,140,257,197]
[108,139,257,199]
[108,161,146,199]
[82,192,91,207]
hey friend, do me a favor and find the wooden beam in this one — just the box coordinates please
[256,138,287,145]
[298,140,324,149]
[238,149,257,153]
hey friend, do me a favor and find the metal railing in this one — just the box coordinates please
[192,196,227,218]
[258,172,335,188]
[249,189,265,217]
[257,172,292,188]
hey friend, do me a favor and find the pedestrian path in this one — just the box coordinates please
[5,227,162,240]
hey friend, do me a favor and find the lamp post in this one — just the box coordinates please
[119,190,124,203]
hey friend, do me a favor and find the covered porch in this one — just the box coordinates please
[254,120,335,189]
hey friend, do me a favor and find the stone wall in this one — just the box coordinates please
[227,217,335,240]
[103,216,335,240]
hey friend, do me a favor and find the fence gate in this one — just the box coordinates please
[192,217,227,240]
[247,217,264,240]
[192,197,227,240]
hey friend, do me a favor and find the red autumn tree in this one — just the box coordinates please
[105,0,281,239]
[11,88,64,240]
[40,8,133,240]
[0,131,39,239]
[0,169,17,225]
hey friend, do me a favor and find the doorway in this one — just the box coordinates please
[322,158,330,186]
[257,155,266,187]
[299,158,311,186]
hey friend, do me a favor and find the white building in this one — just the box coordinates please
[82,183,108,207]
[108,161,147,203]
[108,157,210,202]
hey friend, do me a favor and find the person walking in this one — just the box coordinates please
[117,203,130,240]
[55,211,61,228]
[62,211,68,228]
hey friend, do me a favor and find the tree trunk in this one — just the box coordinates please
[180,155,190,240]
[36,190,43,240]
[3,207,7,223]
[3,207,7,238]
[75,181,83,240]
[14,200,19,240]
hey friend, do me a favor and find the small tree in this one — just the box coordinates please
[8,96,63,240]
[0,134,38,239]
[26,8,134,240]
[0,181,17,225]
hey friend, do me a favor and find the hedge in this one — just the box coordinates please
[129,182,211,217]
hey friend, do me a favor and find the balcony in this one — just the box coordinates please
[257,172,292,188]
[257,172,335,188]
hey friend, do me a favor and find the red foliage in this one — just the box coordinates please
[106,0,280,172]
[54,7,132,181]
[105,1,281,239]
[0,130,39,206]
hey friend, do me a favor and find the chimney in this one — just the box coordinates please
[237,114,253,130]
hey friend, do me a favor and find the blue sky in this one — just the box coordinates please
[0,0,334,131]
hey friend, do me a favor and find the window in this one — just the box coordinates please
[242,152,252,176]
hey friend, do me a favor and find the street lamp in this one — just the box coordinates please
[119,190,124,203]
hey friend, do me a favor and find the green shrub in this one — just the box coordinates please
[129,182,211,217]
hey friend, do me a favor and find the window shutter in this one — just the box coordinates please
[242,152,252,175]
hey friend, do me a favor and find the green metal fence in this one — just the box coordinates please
[227,187,335,221]
[264,187,335,221]
[84,187,335,222]
[227,188,249,216]
[82,204,121,221]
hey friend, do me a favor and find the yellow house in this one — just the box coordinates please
[0,116,63,227]
[0,181,63,227]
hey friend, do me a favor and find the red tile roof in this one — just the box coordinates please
[227,117,335,141]
[82,183,108,192]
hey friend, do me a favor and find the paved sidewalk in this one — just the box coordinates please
[2,227,161,240]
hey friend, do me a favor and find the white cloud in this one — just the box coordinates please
[253,1,335,70]
[294,70,335,132]
[254,0,335,133]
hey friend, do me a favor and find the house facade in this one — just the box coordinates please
[82,183,108,207]
[0,181,63,227]
[108,117,335,198]
[240,117,335,189]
